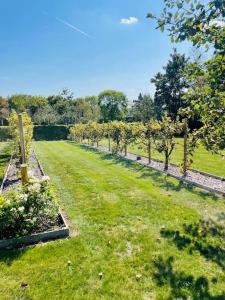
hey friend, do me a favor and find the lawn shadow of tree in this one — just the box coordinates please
[78,144,220,201]
[0,247,29,266]
[160,219,225,271]
[153,255,225,299]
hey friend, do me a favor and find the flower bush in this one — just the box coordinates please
[0,176,59,240]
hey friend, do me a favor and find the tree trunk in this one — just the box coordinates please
[18,114,26,164]
[124,144,127,156]
[164,152,169,171]
[148,139,152,164]
[183,120,188,177]
[97,141,99,148]
[108,134,111,152]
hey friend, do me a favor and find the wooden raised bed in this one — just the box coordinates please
[0,150,70,249]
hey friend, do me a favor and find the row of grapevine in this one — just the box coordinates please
[70,116,200,175]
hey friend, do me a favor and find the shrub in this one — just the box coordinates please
[33,125,69,141]
[0,176,59,239]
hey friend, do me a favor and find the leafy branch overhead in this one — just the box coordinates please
[147,0,225,152]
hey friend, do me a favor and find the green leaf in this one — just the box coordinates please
[147,13,154,19]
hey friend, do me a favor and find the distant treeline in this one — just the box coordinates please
[0,49,201,129]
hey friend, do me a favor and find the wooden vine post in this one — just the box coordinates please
[108,132,111,152]
[182,119,188,177]
[18,114,28,185]
[148,139,152,164]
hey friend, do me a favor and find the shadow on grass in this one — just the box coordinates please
[0,248,28,266]
[153,255,225,299]
[160,219,225,271]
[77,144,220,201]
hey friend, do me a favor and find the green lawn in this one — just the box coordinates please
[99,138,225,177]
[0,141,224,299]
[0,142,12,183]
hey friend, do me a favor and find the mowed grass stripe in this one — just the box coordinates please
[35,141,198,230]
[99,138,225,177]
[0,141,224,300]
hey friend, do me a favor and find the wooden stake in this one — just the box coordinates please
[18,114,26,164]
[183,119,188,177]
[21,164,29,185]
[18,114,28,184]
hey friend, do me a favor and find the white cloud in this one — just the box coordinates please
[120,17,138,25]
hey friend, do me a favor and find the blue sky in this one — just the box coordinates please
[0,0,191,101]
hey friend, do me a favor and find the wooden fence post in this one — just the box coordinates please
[183,119,188,177]
[18,114,28,184]
[18,114,26,164]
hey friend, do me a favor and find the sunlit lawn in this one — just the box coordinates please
[0,141,224,299]
[99,138,225,177]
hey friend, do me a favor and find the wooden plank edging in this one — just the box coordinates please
[0,226,69,250]
[0,154,13,193]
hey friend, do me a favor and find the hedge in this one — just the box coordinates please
[0,126,12,141]
[33,126,69,141]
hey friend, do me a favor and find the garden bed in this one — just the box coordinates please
[0,150,69,249]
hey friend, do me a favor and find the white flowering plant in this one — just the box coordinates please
[0,176,59,239]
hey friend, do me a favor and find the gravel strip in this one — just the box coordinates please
[89,145,225,196]
[2,151,43,193]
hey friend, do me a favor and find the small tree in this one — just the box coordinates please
[87,122,104,148]
[98,90,128,122]
[69,124,86,143]
[155,116,182,171]
[138,121,161,164]
[179,108,202,176]
[103,122,113,151]
[109,121,126,154]
[122,123,136,156]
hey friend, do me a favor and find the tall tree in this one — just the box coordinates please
[147,0,225,151]
[8,94,47,116]
[151,49,189,120]
[33,105,59,125]
[130,93,155,122]
[98,90,128,122]
[62,97,100,125]
[59,88,74,101]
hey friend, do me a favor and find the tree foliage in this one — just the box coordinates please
[70,119,187,173]
[130,93,155,122]
[147,0,225,152]
[155,116,183,171]
[151,49,189,120]
[98,90,128,122]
